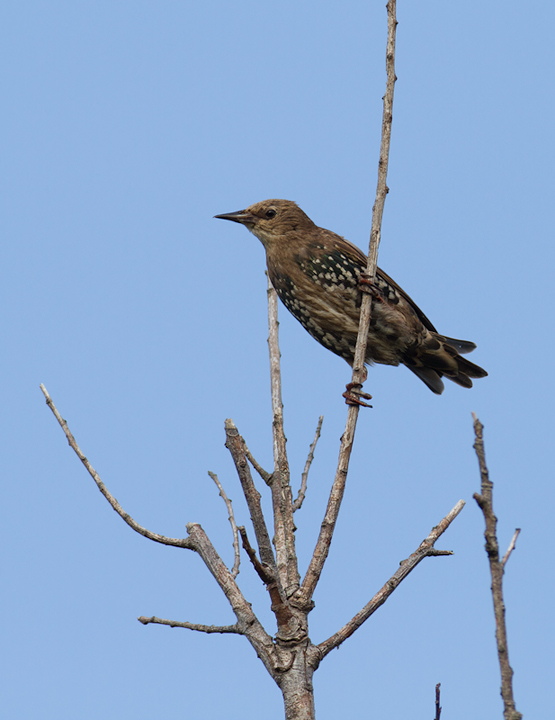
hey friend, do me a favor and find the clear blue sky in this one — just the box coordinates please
[2,2,553,718]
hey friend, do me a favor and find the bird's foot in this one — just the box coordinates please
[358,273,384,302]
[343,382,373,408]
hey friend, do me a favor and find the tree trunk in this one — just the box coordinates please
[278,644,317,720]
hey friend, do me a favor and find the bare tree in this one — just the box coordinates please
[41,3,472,718]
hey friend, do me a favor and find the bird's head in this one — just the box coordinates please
[215,199,315,249]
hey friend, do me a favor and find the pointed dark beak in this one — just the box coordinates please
[214,209,256,226]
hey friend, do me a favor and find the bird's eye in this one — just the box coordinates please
[265,209,277,219]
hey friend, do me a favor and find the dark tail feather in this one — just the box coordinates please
[436,335,477,355]
[456,355,488,379]
[448,372,474,389]
[404,333,487,393]
[406,365,445,395]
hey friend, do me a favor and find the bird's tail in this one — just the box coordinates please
[404,333,488,394]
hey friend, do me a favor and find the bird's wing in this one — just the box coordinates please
[317,230,438,333]
[376,267,438,332]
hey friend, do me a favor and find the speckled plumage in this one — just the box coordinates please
[215,199,487,394]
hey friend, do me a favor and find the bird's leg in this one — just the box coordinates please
[343,382,372,408]
[343,368,372,407]
[358,273,385,302]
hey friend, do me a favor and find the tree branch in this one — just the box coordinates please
[293,415,323,513]
[298,0,398,606]
[472,415,522,720]
[40,384,193,549]
[41,384,281,674]
[267,276,300,594]
[225,421,302,637]
[224,419,277,573]
[239,525,298,636]
[186,522,279,677]
[138,616,242,634]
[435,683,442,720]
[239,526,273,585]
[208,471,241,578]
[317,499,465,659]
[502,528,521,568]
[242,439,273,486]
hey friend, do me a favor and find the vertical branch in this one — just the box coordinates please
[351,0,398,389]
[472,415,522,720]
[366,0,397,281]
[225,420,277,574]
[434,683,442,720]
[299,0,397,604]
[267,276,300,594]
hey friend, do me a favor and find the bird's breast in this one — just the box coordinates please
[266,248,363,359]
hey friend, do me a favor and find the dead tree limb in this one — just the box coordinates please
[434,683,442,720]
[472,414,522,720]
[40,383,193,549]
[138,617,242,634]
[40,384,280,678]
[317,499,465,658]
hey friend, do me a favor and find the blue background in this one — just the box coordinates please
[2,2,553,718]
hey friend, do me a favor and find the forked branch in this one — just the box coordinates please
[317,499,465,659]
[40,384,279,676]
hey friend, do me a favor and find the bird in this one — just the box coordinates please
[215,199,487,395]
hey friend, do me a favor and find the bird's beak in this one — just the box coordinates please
[214,210,256,227]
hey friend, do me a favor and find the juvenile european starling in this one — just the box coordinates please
[215,199,487,394]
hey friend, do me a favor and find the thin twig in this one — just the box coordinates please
[434,683,442,720]
[138,616,242,634]
[208,471,240,578]
[242,439,273,486]
[317,499,465,659]
[40,384,192,549]
[293,416,323,512]
[299,0,398,606]
[472,414,522,720]
[502,528,521,568]
[267,276,300,593]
